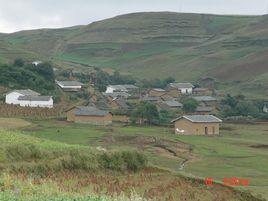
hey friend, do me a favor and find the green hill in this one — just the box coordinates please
[0,12,268,97]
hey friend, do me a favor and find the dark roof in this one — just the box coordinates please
[163,100,183,107]
[103,92,130,98]
[193,96,217,102]
[140,96,160,101]
[196,106,213,112]
[18,95,52,101]
[11,89,40,96]
[170,83,194,88]
[56,81,83,87]
[74,106,110,116]
[113,98,129,109]
[172,115,222,123]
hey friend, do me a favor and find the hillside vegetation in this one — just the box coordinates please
[0,12,268,96]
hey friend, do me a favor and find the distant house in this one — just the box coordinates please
[157,100,183,110]
[5,89,53,108]
[172,115,222,135]
[103,92,131,100]
[56,80,83,91]
[140,95,160,102]
[193,96,217,106]
[167,83,194,97]
[193,88,212,96]
[148,88,166,97]
[32,61,42,66]
[111,98,129,110]
[105,85,138,93]
[195,106,213,115]
[160,94,175,101]
[66,106,112,125]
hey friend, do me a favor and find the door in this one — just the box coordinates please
[205,127,208,135]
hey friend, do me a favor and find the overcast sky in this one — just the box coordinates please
[0,0,267,33]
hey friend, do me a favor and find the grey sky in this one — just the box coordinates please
[0,0,267,33]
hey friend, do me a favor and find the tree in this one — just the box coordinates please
[14,58,25,67]
[131,102,159,125]
[183,99,198,113]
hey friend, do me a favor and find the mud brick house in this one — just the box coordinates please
[172,115,222,135]
[148,88,166,97]
[192,88,212,96]
[167,82,194,97]
[193,96,217,106]
[66,106,112,125]
[157,100,183,110]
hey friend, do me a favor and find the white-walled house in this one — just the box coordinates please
[32,61,43,66]
[17,96,53,108]
[105,85,138,93]
[6,90,40,105]
[169,83,194,94]
[5,89,53,108]
[56,80,83,91]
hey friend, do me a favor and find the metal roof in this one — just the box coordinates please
[74,106,110,116]
[56,81,83,86]
[18,95,52,101]
[163,100,183,107]
[172,115,222,123]
[152,88,165,92]
[170,83,194,88]
[108,85,138,90]
[103,92,130,98]
[196,106,213,112]
[193,96,217,102]
[11,89,40,96]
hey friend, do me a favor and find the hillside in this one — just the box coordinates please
[0,12,268,96]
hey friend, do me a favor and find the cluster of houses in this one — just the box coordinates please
[3,80,222,136]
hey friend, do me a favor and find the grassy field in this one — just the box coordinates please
[8,119,267,200]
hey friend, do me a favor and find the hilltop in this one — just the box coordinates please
[0,12,268,97]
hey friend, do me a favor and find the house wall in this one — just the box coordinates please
[174,118,219,135]
[19,99,53,108]
[166,88,181,97]
[148,90,166,97]
[112,115,130,123]
[180,88,193,94]
[67,109,112,125]
[5,92,23,105]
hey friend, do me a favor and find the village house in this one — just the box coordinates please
[140,95,161,102]
[193,96,217,106]
[172,115,222,135]
[195,106,214,115]
[103,92,131,100]
[66,106,112,125]
[192,88,212,96]
[160,94,175,101]
[110,98,129,110]
[5,89,53,108]
[56,80,83,91]
[148,88,166,97]
[105,84,138,93]
[157,100,183,110]
[167,82,194,97]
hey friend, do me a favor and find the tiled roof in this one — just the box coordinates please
[193,96,217,102]
[18,96,52,101]
[56,81,83,86]
[103,92,130,98]
[172,115,222,123]
[11,89,40,96]
[108,85,138,90]
[152,88,165,92]
[196,106,213,112]
[170,83,194,88]
[163,100,183,107]
[74,106,110,116]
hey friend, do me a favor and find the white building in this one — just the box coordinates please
[5,89,53,108]
[169,83,194,94]
[32,61,43,66]
[105,85,138,93]
[56,80,83,91]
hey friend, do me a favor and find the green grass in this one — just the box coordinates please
[19,120,268,200]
